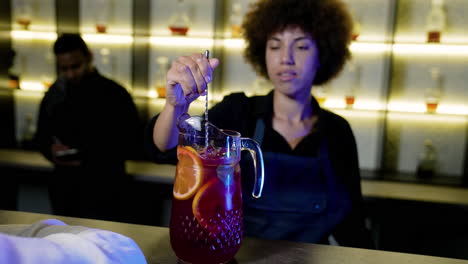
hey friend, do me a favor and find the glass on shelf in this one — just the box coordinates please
[416,139,437,179]
[11,53,28,90]
[7,75,20,89]
[313,85,328,106]
[345,94,356,109]
[230,2,243,38]
[41,52,54,89]
[155,56,169,98]
[41,75,53,89]
[342,0,360,41]
[95,0,112,33]
[15,0,33,30]
[352,18,361,41]
[425,67,443,114]
[99,48,115,77]
[426,0,446,43]
[20,113,36,149]
[344,62,360,109]
[168,0,191,36]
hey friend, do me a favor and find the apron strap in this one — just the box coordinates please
[253,117,339,198]
[253,119,266,145]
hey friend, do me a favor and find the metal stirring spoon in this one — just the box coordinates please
[204,50,210,148]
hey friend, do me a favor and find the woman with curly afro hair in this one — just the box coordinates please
[147,0,374,249]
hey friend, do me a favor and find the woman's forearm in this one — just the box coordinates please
[153,102,188,152]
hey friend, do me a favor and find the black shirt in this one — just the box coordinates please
[35,70,141,177]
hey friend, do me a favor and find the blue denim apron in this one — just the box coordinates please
[242,119,352,243]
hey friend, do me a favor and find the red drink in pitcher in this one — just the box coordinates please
[170,145,243,264]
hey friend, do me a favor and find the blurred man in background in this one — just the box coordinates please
[35,33,141,221]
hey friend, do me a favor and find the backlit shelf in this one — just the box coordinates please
[11,30,468,56]
[11,30,133,45]
[392,43,468,56]
[15,82,468,120]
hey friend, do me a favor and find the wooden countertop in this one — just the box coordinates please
[1,210,466,264]
[2,149,468,206]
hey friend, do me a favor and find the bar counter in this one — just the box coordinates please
[2,148,468,205]
[1,209,467,264]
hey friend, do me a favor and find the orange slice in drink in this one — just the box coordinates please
[192,177,241,233]
[173,146,203,200]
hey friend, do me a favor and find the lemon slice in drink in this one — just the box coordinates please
[173,146,203,200]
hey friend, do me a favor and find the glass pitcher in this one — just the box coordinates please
[170,115,264,264]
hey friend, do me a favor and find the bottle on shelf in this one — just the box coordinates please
[168,0,191,36]
[426,0,446,43]
[9,53,27,90]
[230,2,243,38]
[8,74,20,90]
[6,49,20,89]
[351,16,361,41]
[155,56,169,98]
[425,67,443,114]
[41,52,54,89]
[95,0,112,33]
[15,0,33,30]
[345,62,360,109]
[342,0,361,41]
[99,48,115,77]
[416,139,437,179]
[20,113,37,149]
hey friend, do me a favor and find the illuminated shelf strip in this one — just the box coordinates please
[19,82,468,119]
[82,34,133,45]
[350,42,392,53]
[11,31,468,55]
[19,81,47,92]
[393,43,468,56]
[388,102,468,116]
[11,31,134,44]
[324,99,385,111]
[11,30,57,41]
[387,112,467,123]
[150,36,214,47]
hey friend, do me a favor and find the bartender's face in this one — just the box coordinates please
[56,49,93,86]
[266,26,320,98]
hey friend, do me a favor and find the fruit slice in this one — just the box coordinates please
[173,146,203,200]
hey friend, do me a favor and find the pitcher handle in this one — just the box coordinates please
[241,138,264,198]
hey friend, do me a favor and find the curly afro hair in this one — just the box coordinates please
[242,0,353,85]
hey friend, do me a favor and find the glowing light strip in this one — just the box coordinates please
[322,99,468,117]
[388,101,468,116]
[395,35,468,45]
[20,81,46,91]
[393,43,468,56]
[11,31,468,56]
[387,102,425,114]
[350,42,392,54]
[223,38,245,49]
[333,109,385,119]
[150,36,214,47]
[387,112,467,123]
[323,99,385,111]
[11,30,57,41]
[82,34,133,45]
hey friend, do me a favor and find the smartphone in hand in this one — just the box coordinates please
[55,148,81,161]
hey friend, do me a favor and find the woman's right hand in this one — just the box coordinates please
[165,53,220,107]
